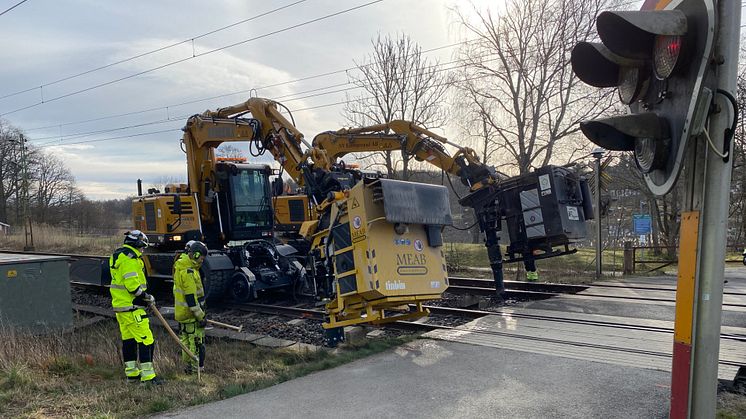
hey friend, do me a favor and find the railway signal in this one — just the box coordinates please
[571,0,717,196]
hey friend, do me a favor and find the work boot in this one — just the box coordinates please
[126,376,140,384]
[184,366,204,375]
[141,376,165,386]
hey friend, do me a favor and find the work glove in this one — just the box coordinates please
[133,293,155,306]
[191,306,205,322]
[198,318,208,328]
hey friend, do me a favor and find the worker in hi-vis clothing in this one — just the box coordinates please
[173,240,208,374]
[109,230,161,384]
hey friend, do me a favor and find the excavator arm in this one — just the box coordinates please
[182,97,312,225]
[312,120,501,190]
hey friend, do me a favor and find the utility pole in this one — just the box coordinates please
[20,134,33,251]
[686,1,740,416]
[592,147,605,279]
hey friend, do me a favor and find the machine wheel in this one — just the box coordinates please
[230,271,253,302]
[203,268,232,305]
[742,255,746,266]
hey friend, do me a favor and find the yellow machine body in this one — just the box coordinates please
[309,178,451,328]
[273,194,315,233]
[132,185,201,247]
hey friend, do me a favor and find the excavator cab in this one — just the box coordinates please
[212,162,274,244]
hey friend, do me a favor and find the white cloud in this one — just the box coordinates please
[2,0,459,200]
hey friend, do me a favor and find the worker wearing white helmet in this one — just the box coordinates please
[109,230,161,384]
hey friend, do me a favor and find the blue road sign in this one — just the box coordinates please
[633,214,652,235]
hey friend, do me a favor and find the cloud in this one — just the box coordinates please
[3,0,460,200]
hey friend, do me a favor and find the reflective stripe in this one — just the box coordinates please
[113,306,136,312]
[124,361,140,378]
[123,272,138,279]
[174,288,185,295]
[175,301,189,307]
[140,362,156,381]
[134,285,144,296]
[109,284,127,290]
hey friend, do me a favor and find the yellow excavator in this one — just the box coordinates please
[132,98,453,342]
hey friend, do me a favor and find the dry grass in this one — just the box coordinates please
[718,392,746,418]
[0,315,409,418]
[1,224,121,255]
[443,243,633,283]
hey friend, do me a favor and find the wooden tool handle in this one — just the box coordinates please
[206,319,243,332]
[148,302,201,381]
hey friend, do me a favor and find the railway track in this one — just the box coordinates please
[11,249,746,322]
[448,276,746,308]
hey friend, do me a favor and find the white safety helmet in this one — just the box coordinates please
[124,230,149,248]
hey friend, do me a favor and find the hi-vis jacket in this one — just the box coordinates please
[173,253,205,322]
[109,244,148,312]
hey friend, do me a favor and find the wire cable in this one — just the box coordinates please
[22,39,481,134]
[0,0,307,100]
[717,88,738,163]
[0,0,28,17]
[704,129,728,159]
[27,52,500,145]
[0,0,383,117]
[447,220,478,231]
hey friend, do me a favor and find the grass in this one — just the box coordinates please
[443,243,634,283]
[719,392,746,418]
[0,315,410,418]
[0,224,122,255]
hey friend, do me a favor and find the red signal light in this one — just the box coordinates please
[654,35,682,79]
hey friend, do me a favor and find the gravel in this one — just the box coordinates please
[70,287,505,347]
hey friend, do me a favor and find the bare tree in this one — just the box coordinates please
[0,120,22,223]
[32,152,77,223]
[0,122,42,225]
[452,0,620,175]
[217,144,246,159]
[343,33,452,180]
[149,175,184,192]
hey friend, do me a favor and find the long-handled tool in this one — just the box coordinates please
[206,319,243,332]
[147,302,201,381]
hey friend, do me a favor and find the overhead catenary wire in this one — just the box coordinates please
[18,1,649,133]
[19,0,660,136]
[22,38,481,134]
[0,0,384,117]
[0,0,307,100]
[0,0,29,17]
[35,67,498,150]
[31,55,503,148]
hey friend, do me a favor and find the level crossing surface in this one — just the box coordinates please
[153,269,746,418]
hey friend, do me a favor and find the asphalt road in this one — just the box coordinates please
[158,339,670,419]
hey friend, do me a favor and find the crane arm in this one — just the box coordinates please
[311,120,502,190]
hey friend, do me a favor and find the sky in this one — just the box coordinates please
[0,0,645,200]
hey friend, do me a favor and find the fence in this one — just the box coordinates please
[622,242,744,274]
